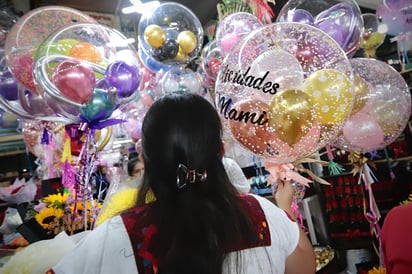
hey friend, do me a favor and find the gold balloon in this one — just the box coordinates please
[94,126,112,151]
[352,75,370,114]
[174,46,188,61]
[302,68,353,125]
[144,24,165,49]
[177,30,197,54]
[268,89,314,146]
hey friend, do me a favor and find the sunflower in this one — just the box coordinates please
[42,192,71,209]
[368,266,386,274]
[35,207,65,229]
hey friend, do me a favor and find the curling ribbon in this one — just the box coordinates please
[358,162,383,262]
[348,151,375,176]
[263,162,312,187]
[61,132,72,163]
[247,0,275,24]
[326,144,345,175]
[41,128,49,145]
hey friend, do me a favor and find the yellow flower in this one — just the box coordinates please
[96,189,138,226]
[368,266,386,274]
[42,192,70,208]
[35,207,64,229]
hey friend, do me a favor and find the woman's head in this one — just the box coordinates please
[140,92,223,199]
[127,157,144,178]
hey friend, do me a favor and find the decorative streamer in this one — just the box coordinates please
[326,144,346,176]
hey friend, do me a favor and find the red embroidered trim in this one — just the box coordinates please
[121,195,271,273]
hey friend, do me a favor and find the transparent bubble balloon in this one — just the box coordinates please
[334,58,411,153]
[215,22,354,163]
[276,0,363,57]
[138,2,203,65]
[360,13,387,57]
[215,12,264,57]
[33,23,141,123]
[4,6,97,94]
[160,65,203,95]
[376,0,412,36]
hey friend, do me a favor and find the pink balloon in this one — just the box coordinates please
[220,33,241,55]
[52,60,95,104]
[140,93,153,107]
[342,111,384,149]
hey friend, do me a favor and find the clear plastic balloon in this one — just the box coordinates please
[215,12,264,57]
[160,65,203,95]
[4,6,97,94]
[360,13,387,58]
[138,2,203,65]
[276,0,363,57]
[376,0,412,36]
[33,23,142,123]
[199,40,223,88]
[215,22,354,163]
[334,58,411,153]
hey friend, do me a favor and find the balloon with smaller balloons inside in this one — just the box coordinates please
[138,2,204,66]
[334,58,411,153]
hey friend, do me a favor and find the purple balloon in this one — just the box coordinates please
[316,21,345,47]
[105,61,140,98]
[287,9,314,25]
[0,71,18,100]
[96,78,111,90]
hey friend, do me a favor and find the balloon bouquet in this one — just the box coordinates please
[333,58,411,250]
[2,6,142,230]
[215,20,356,208]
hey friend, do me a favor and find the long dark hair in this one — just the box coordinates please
[137,93,255,274]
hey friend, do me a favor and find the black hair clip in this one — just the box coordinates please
[176,163,207,190]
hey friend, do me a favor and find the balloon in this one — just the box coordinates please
[352,75,370,114]
[376,0,412,36]
[143,24,166,49]
[334,58,411,153]
[68,42,102,64]
[177,30,197,54]
[285,9,314,25]
[79,89,114,123]
[228,98,277,157]
[138,2,203,64]
[33,23,141,117]
[52,59,95,104]
[160,65,203,95]
[342,111,384,148]
[276,0,363,57]
[215,22,353,161]
[249,49,304,101]
[0,70,18,100]
[360,13,387,57]
[4,6,96,94]
[105,61,140,98]
[268,89,314,146]
[302,68,353,125]
[215,12,264,57]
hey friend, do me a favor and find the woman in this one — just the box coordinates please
[50,93,315,274]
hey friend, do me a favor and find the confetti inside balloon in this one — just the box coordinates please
[215,22,353,163]
[334,58,411,153]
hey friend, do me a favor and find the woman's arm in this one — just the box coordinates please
[275,181,316,274]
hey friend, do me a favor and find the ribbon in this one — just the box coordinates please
[348,151,375,176]
[358,162,383,263]
[41,128,49,145]
[79,117,127,130]
[61,132,72,163]
[326,144,345,175]
[263,162,312,187]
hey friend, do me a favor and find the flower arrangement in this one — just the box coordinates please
[26,189,102,237]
